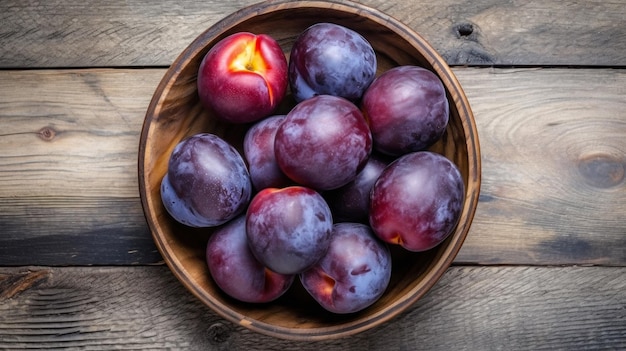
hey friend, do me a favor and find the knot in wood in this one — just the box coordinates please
[37,126,56,141]
[578,154,625,188]
[206,322,231,345]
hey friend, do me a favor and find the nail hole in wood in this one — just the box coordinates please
[456,23,474,37]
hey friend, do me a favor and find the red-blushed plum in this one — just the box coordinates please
[324,154,389,223]
[206,215,295,303]
[160,133,252,227]
[289,23,377,102]
[300,222,392,314]
[197,32,288,124]
[274,95,372,190]
[243,115,292,190]
[246,186,333,275]
[369,151,464,251]
[362,65,449,156]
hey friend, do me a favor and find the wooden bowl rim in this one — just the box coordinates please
[138,0,481,341]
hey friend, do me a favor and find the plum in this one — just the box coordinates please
[362,65,449,156]
[369,151,464,251]
[197,32,288,123]
[274,95,372,190]
[160,133,252,227]
[243,115,292,190]
[324,154,389,223]
[206,215,294,303]
[289,22,377,102]
[300,222,392,314]
[246,186,333,275]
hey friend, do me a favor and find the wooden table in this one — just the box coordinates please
[1,0,624,349]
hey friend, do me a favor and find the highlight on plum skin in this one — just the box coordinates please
[197,32,288,124]
[362,65,450,156]
[274,94,373,191]
[243,115,292,191]
[206,215,295,303]
[160,133,252,228]
[289,22,377,102]
[300,222,392,314]
[369,151,465,252]
[245,186,334,275]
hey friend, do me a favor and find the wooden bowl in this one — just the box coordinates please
[138,0,480,341]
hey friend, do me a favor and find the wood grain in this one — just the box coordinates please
[1,67,624,266]
[1,0,625,68]
[0,69,165,265]
[454,67,626,266]
[0,266,623,350]
[1,0,623,348]
[0,69,162,199]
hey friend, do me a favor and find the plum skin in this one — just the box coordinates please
[362,65,450,156]
[324,154,388,223]
[245,186,333,275]
[300,222,392,314]
[160,133,252,227]
[369,151,464,251]
[206,215,294,303]
[197,32,288,124]
[289,22,377,102]
[274,95,373,191]
[243,115,292,191]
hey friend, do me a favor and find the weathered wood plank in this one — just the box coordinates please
[0,69,162,199]
[0,67,624,266]
[1,0,625,68]
[455,67,626,266]
[0,266,623,350]
[0,69,165,265]
[0,197,161,265]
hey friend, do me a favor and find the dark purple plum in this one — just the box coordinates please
[206,215,294,303]
[300,222,392,314]
[324,154,389,223]
[246,186,333,275]
[274,95,372,191]
[289,22,377,102]
[369,151,464,251]
[362,65,449,156]
[160,174,199,226]
[243,115,292,190]
[160,133,252,227]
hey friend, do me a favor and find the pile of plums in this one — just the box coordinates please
[160,23,465,314]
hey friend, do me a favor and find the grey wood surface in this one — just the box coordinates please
[1,0,625,67]
[0,266,624,350]
[0,0,624,349]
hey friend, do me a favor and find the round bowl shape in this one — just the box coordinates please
[138,0,481,341]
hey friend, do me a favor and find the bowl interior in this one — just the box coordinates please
[139,0,480,341]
